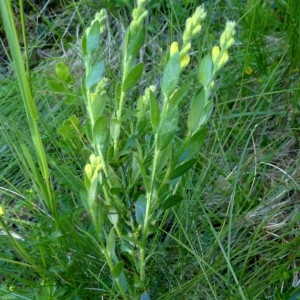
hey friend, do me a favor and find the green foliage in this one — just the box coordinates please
[79,2,236,298]
[0,0,299,299]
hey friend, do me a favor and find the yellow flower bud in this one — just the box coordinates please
[85,164,93,180]
[0,206,4,216]
[180,55,190,69]
[217,51,229,69]
[226,37,235,49]
[170,42,179,56]
[192,24,202,36]
[185,17,192,28]
[212,46,220,65]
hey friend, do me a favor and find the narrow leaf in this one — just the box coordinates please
[188,90,206,133]
[169,80,191,107]
[112,261,124,278]
[128,28,145,58]
[135,194,147,225]
[157,107,179,150]
[162,194,183,210]
[123,62,144,92]
[162,52,181,98]
[149,90,160,130]
[198,54,213,87]
[179,128,208,162]
[169,158,197,180]
[106,228,116,259]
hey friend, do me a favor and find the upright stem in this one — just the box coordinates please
[139,146,159,283]
[114,89,126,160]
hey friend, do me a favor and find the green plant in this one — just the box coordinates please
[1,0,300,299]
[79,1,236,298]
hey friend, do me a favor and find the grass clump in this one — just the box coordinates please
[0,0,299,299]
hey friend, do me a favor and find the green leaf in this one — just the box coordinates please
[169,158,197,180]
[188,90,206,133]
[156,145,172,174]
[128,28,145,59]
[93,115,109,144]
[180,128,208,162]
[107,206,119,226]
[157,107,179,150]
[112,261,124,278]
[87,20,100,53]
[149,90,160,130]
[123,62,144,92]
[55,62,70,82]
[86,61,105,90]
[162,52,181,98]
[198,54,213,87]
[106,228,116,259]
[162,194,183,210]
[110,117,121,142]
[135,154,150,192]
[58,115,81,141]
[135,194,147,225]
[48,80,68,93]
[140,292,151,300]
[169,80,191,107]
[91,90,106,121]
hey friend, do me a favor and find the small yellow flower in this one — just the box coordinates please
[0,206,4,217]
[170,42,179,56]
[245,66,253,75]
[180,55,190,69]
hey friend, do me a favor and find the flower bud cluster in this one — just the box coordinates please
[130,0,148,32]
[86,9,107,37]
[85,154,102,183]
[211,21,236,73]
[182,5,206,46]
[169,5,206,70]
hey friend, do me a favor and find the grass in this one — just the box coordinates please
[0,0,299,299]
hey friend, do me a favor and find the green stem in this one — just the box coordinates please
[114,88,126,160]
[99,240,129,299]
[139,146,159,283]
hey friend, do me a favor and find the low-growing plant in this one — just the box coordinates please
[0,0,237,298]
